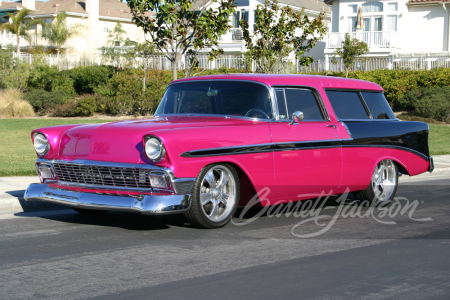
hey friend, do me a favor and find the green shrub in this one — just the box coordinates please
[27,64,58,91]
[68,66,114,94]
[101,69,172,115]
[51,99,78,117]
[50,72,77,96]
[410,86,450,122]
[23,89,67,114]
[75,95,97,116]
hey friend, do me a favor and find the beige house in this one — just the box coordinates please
[0,0,150,53]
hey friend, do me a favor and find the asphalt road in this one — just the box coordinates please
[0,172,449,300]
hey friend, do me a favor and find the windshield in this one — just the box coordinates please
[155,81,274,119]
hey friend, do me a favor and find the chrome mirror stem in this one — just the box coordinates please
[290,111,304,125]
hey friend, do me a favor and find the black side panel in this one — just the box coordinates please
[342,121,430,160]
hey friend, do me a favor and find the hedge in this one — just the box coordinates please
[4,60,450,119]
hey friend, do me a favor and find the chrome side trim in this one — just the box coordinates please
[339,121,353,139]
[24,183,191,215]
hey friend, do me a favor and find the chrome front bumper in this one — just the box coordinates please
[24,183,191,215]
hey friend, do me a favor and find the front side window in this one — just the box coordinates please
[156,81,273,119]
[276,88,324,121]
[326,91,369,120]
[360,92,396,119]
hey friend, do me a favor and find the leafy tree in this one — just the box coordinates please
[133,41,159,92]
[240,0,327,73]
[0,8,44,53]
[332,33,369,78]
[41,11,84,57]
[127,0,236,81]
[101,21,135,70]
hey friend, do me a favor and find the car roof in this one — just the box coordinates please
[172,74,383,91]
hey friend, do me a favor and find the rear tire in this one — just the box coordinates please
[184,164,240,229]
[354,159,398,205]
[72,207,108,215]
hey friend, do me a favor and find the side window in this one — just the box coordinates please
[326,91,370,120]
[360,92,396,119]
[275,90,287,120]
[284,89,324,120]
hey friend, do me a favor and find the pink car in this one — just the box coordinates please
[25,74,433,228]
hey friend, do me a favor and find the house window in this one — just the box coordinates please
[373,17,383,31]
[362,2,383,13]
[388,3,398,12]
[348,4,357,13]
[348,16,357,32]
[231,10,248,28]
[387,15,397,31]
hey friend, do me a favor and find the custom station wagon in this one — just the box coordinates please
[25,74,433,228]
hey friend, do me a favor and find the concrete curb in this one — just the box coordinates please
[1,155,450,214]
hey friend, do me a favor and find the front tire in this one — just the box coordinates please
[354,159,398,205]
[185,164,240,229]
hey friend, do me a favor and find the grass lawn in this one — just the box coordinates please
[0,119,117,176]
[0,118,449,177]
[428,124,450,156]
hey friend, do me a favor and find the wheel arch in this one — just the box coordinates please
[199,160,259,206]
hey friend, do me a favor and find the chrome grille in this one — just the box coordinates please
[53,163,152,189]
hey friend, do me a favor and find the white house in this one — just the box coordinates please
[0,0,152,53]
[195,0,331,60]
[324,0,450,58]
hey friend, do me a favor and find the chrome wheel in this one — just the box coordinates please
[371,159,397,201]
[200,165,237,222]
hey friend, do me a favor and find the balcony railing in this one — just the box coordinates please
[326,31,401,49]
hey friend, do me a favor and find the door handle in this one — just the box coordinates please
[326,125,337,129]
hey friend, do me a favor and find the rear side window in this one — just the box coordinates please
[277,88,324,120]
[326,91,369,120]
[361,92,396,119]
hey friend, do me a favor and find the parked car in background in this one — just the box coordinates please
[25,74,433,228]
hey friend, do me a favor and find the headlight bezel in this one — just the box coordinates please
[33,132,50,156]
[144,136,166,162]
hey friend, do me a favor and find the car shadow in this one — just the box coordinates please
[14,209,191,231]
[5,190,68,212]
[6,189,190,231]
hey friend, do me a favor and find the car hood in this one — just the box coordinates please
[56,116,257,163]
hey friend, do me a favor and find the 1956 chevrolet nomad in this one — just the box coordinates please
[24,74,433,228]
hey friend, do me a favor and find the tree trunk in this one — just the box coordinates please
[57,47,61,71]
[346,68,349,78]
[16,35,20,53]
[143,67,146,92]
[172,53,178,81]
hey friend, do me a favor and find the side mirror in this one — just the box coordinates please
[289,111,304,125]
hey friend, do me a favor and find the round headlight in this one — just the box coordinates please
[33,133,50,156]
[145,137,166,162]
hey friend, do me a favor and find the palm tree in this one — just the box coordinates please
[41,12,84,57]
[0,8,44,53]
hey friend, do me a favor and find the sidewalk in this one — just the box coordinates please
[1,155,449,214]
